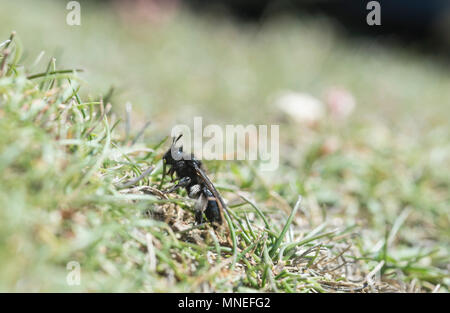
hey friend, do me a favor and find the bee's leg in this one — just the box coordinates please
[194,193,207,224]
[165,176,191,193]
[160,164,175,189]
[167,167,175,182]
[187,184,201,199]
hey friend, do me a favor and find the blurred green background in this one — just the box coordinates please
[2,0,449,128]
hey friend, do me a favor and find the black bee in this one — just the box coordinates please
[160,134,227,226]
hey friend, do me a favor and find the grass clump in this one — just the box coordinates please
[0,33,448,293]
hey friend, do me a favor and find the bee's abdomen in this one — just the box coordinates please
[203,188,222,224]
[205,199,222,224]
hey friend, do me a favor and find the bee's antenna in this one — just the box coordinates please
[173,134,183,145]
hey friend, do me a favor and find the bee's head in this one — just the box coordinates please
[160,134,183,189]
[162,134,183,165]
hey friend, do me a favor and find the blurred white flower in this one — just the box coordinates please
[276,91,325,124]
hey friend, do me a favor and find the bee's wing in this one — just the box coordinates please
[192,162,227,224]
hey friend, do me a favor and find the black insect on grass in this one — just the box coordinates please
[160,134,228,227]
